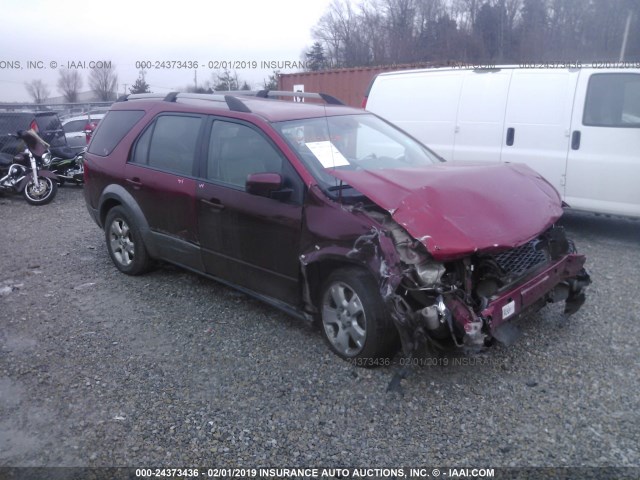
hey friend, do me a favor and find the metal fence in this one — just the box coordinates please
[0,102,114,118]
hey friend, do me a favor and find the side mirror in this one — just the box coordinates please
[246,172,283,197]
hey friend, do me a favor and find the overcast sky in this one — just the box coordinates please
[0,0,333,102]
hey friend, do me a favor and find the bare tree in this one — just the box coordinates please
[384,0,418,62]
[89,65,118,101]
[313,0,371,67]
[212,70,241,91]
[25,79,50,104]
[57,69,83,103]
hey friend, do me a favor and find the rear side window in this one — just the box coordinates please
[131,115,203,176]
[584,73,640,127]
[88,110,145,156]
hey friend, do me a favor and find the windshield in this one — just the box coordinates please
[274,114,441,190]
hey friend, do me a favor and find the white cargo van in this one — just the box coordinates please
[365,66,640,218]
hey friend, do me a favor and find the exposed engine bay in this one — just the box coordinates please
[355,209,591,356]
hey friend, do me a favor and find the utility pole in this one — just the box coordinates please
[619,10,632,62]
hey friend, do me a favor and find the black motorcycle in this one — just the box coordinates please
[46,145,85,185]
[0,130,58,205]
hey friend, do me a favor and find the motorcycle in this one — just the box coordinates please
[47,145,85,185]
[0,130,58,205]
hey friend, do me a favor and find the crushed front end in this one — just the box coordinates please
[369,211,591,355]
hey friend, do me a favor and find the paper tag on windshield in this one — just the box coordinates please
[305,141,349,168]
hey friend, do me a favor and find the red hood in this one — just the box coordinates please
[328,162,563,260]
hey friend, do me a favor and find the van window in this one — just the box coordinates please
[88,110,145,156]
[583,74,640,127]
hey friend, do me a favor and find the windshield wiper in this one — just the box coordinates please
[327,183,353,191]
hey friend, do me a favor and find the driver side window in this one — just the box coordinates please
[207,120,283,187]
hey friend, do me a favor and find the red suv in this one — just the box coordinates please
[83,91,590,363]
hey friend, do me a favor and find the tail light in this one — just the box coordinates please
[361,96,368,109]
[29,120,39,132]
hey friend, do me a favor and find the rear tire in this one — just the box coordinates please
[319,267,399,365]
[104,206,152,275]
[23,176,57,205]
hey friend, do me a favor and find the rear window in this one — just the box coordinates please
[88,110,145,156]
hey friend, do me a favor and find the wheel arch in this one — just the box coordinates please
[301,253,383,315]
[98,184,159,258]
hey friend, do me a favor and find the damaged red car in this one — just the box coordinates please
[83,91,591,363]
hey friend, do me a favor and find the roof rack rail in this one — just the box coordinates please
[255,90,345,105]
[114,92,250,113]
[113,90,346,112]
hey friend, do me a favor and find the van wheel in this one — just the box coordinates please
[105,206,151,275]
[319,267,399,364]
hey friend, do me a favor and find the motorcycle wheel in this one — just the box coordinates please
[23,176,57,205]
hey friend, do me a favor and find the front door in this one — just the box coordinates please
[565,71,640,216]
[196,118,304,305]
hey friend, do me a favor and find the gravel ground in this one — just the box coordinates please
[0,188,639,473]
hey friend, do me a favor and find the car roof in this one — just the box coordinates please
[110,92,364,123]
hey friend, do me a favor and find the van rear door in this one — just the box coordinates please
[500,69,580,197]
[565,70,640,217]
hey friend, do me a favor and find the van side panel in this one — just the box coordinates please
[565,70,640,217]
[366,70,463,160]
[500,69,579,197]
[452,70,511,163]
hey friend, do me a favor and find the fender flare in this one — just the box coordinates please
[299,230,404,313]
[98,184,160,258]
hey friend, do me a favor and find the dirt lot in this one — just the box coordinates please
[1,187,639,474]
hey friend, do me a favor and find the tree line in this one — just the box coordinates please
[23,67,281,104]
[24,66,121,103]
[305,0,640,69]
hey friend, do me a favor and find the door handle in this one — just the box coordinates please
[126,177,142,189]
[201,198,225,211]
[571,130,581,150]
[506,127,515,146]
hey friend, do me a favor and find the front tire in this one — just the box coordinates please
[104,206,151,275]
[320,267,399,364]
[23,176,57,205]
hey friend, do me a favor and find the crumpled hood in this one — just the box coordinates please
[328,162,563,260]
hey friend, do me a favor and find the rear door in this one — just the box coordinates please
[500,69,580,197]
[565,70,640,216]
[125,113,205,269]
[196,118,304,305]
